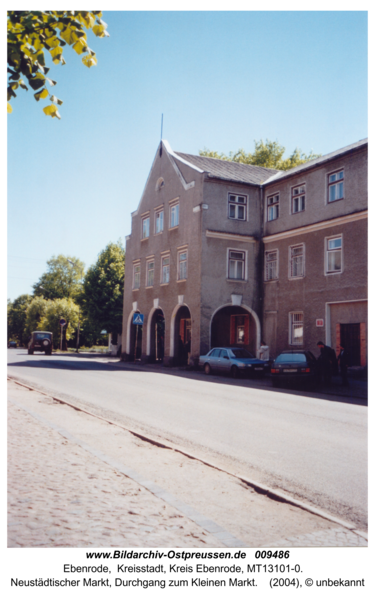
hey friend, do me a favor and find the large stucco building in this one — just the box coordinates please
[121,138,367,368]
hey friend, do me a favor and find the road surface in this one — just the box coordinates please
[7,350,368,530]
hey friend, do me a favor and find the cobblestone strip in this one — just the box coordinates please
[261,527,367,548]
[8,398,245,548]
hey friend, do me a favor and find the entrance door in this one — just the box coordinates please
[340,323,360,366]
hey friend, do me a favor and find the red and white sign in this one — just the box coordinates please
[316,319,324,327]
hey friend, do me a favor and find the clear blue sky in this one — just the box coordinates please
[7,10,368,301]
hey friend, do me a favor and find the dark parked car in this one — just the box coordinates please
[271,350,318,388]
[28,331,53,355]
[199,347,267,378]
[8,340,17,348]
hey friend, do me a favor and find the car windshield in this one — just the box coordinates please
[34,333,51,340]
[230,349,254,359]
[276,353,306,363]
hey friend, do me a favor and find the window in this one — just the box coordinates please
[155,209,164,234]
[267,194,279,221]
[228,194,247,220]
[289,312,303,345]
[291,184,305,213]
[228,250,245,280]
[170,202,179,228]
[289,244,305,278]
[161,255,170,284]
[265,250,278,281]
[328,170,344,202]
[326,236,342,274]
[178,250,187,280]
[146,260,154,287]
[133,264,140,290]
[142,216,150,239]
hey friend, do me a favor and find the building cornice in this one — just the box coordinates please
[263,210,367,243]
[206,229,257,243]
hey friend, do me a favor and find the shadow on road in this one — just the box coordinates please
[8,351,367,407]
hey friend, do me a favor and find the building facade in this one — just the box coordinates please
[122,138,367,368]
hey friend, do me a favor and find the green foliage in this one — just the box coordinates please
[199,139,321,171]
[33,255,85,300]
[24,295,49,337]
[7,10,109,117]
[40,298,80,346]
[80,241,125,335]
[7,294,32,345]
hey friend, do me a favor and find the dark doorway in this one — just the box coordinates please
[340,323,360,366]
[150,309,165,362]
[211,306,255,353]
[174,306,191,365]
[130,312,143,361]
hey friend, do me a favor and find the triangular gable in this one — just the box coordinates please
[131,140,198,217]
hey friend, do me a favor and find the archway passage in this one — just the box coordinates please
[174,305,191,365]
[211,306,256,354]
[150,309,165,362]
[130,312,143,361]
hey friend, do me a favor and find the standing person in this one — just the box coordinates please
[317,341,335,385]
[259,340,269,361]
[337,344,350,386]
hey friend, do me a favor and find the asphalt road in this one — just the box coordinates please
[7,350,368,530]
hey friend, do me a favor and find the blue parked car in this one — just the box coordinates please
[199,347,267,378]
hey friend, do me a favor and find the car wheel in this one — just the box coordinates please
[231,365,240,379]
[204,363,211,375]
[42,339,50,347]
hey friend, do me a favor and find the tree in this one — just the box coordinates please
[7,294,32,345]
[7,11,109,117]
[40,298,80,348]
[24,296,49,338]
[199,139,321,171]
[33,255,85,300]
[80,241,125,337]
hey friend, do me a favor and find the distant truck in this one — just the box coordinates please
[28,331,53,355]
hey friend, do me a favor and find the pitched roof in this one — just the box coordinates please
[262,138,368,186]
[173,152,280,185]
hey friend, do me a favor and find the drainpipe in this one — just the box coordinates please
[258,185,265,350]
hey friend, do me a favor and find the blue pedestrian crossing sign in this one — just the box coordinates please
[133,313,144,325]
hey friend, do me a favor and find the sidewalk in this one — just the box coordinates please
[8,379,367,548]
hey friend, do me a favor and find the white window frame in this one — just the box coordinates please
[267,193,279,221]
[132,263,141,290]
[327,169,344,203]
[170,202,179,228]
[227,248,246,281]
[141,215,150,239]
[155,208,164,234]
[291,184,306,214]
[161,254,170,284]
[265,249,278,281]
[177,249,187,281]
[325,235,343,275]
[228,193,247,221]
[289,243,305,279]
[289,312,303,345]
[146,259,154,287]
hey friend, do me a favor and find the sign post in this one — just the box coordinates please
[59,318,66,351]
[132,313,144,362]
